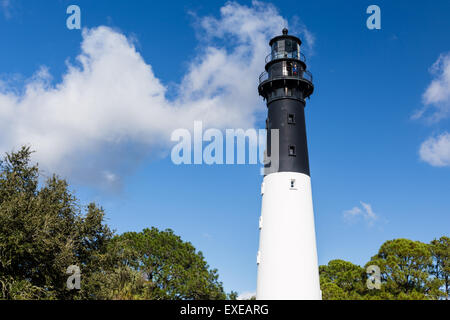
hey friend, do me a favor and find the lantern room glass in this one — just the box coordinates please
[270,39,301,60]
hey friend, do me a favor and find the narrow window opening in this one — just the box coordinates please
[289,145,296,157]
[288,113,296,124]
[290,179,296,188]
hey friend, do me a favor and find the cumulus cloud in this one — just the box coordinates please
[419,132,450,167]
[0,1,312,188]
[413,52,450,122]
[343,201,378,226]
[414,53,450,167]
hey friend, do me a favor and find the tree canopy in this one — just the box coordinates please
[320,237,449,300]
[91,228,227,300]
[0,147,229,300]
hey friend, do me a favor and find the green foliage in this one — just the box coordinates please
[93,228,227,300]
[366,238,442,299]
[0,147,228,300]
[0,146,113,299]
[430,236,450,299]
[319,259,367,300]
[320,281,351,300]
[320,238,449,300]
[227,291,239,300]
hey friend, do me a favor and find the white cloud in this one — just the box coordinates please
[343,206,362,218]
[360,201,377,221]
[419,132,450,167]
[103,171,118,183]
[1,0,11,19]
[413,52,450,122]
[237,291,256,300]
[290,15,315,53]
[343,201,378,226]
[415,53,450,168]
[0,1,314,188]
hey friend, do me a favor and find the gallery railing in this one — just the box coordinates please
[258,69,313,84]
[265,51,306,64]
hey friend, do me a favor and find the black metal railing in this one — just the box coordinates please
[258,69,313,84]
[265,51,306,64]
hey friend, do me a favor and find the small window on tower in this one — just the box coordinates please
[290,179,296,188]
[289,145,296,157]
[287,113,296,124]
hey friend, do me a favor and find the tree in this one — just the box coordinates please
[96,228,227,300]
[0,147,231,300]
[430,236,450,299]
[227,291,239,300]
[319,259,367,300]
[0,147,232,300]
[0,147,113,299]
[320,238,449,300]
[366,238,443,299]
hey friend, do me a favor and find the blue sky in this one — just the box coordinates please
[0,0,449,296]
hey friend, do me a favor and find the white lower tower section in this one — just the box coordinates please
[256,171,321,300]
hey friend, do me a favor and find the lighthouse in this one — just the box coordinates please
[256,28,321,300]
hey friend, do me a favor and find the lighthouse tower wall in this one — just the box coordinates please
[266,98,310,175]
[256,172,321,300]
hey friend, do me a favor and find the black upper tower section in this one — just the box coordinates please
[258,28,314,176]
